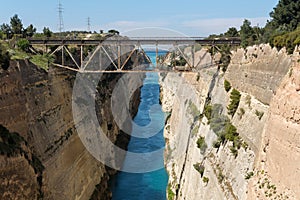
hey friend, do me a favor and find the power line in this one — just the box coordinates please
[58,0,64,33]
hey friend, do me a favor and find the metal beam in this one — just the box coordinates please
[118,44,121,70]
[82,45,101,70]
[121,46,137,70]
[101,46,118,70]
[175,44,193,69]
[50,45,63,56]
[63,46,80,69]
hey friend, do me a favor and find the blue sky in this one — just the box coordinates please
[0,0,279,36]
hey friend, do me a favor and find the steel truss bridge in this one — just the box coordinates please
[28,37,241,73]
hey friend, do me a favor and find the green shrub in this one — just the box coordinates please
[242,141,249,150]
[167,184,175,200]
[245,171,254,180]
[224,123,238,142]
[203,103,212,122]
[227,89,241,117]
[203,176,209,184]
[193,163,205,177]
[30,54,54,71]
[197,136,207,154]
[17,38,30,52]
[224,80,232,92]
[255,110,264,120]
[213,140,221,148]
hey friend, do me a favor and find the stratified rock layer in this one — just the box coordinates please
[226,44,291,104]
[252,53,300,199]
[160,45,300,200]
[0,60,143,200]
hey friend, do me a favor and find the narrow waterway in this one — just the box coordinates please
[110,52,168,200]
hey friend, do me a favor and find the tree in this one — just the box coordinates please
[25,24,36,37]
[270,0,300,31]
[10,14,23,35]
[43,27,52,37]
[108,29,120,35]
[240,19,255,48]
[0,23,12,39]
[224,27,239,37]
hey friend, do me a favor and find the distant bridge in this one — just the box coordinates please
[28,37,241,73]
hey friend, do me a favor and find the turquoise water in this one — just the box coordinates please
[110,52,168,200]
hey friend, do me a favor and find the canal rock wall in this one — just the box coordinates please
[160,44,300,200]
[0,57,144,199]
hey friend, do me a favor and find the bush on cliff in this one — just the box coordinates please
[197,136,207,154]
[17,38,30,52]
[227,89,241,117]
[193,163,205,177]
[203,103,212,122]
[224,79,231,92]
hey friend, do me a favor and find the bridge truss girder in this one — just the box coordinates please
[29,37,240,73]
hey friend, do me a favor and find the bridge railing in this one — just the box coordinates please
[28,37,241,46]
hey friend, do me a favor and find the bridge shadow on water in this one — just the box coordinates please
[110,52,168,200]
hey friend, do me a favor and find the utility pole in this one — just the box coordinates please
[58,0,64,33]
[87,17,91,32]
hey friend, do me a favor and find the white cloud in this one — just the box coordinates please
[182,17,270,36]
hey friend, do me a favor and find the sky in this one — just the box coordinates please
[0,0,279,37]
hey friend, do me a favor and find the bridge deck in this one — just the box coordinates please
[28,37,241,46]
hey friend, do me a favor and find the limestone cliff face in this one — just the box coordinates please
[160,45,299,200]
[225,44,291,104]
[0,60,143,199]
[249,49,300,200]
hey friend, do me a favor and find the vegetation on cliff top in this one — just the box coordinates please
[0,14,115,71]
[0,0,299,72]
[212,0,300,54]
